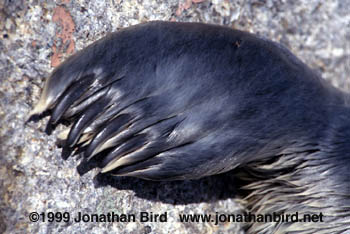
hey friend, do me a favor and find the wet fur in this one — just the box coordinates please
[29,21,350,233]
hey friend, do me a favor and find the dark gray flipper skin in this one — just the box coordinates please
[29,21,350,233]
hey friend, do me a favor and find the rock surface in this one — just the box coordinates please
[0,0,349,233]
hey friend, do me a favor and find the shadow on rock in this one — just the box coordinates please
[93,170,239,205]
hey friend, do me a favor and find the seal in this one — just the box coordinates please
[28,21,350,233]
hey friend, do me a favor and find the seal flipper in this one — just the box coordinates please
[103,141,216,180]
[65,96,111,149]
[82,95,176,159]
[30,21,340,181]
[84,113,133,159]
[45,74,96,134]
[99,115,184,170]
[28,52,92,119]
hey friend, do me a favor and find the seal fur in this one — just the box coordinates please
[28,21,350,233]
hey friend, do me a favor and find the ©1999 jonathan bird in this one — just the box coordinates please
[27,21,350,233]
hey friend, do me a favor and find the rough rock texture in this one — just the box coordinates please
[0,0,349,233]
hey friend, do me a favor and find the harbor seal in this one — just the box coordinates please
[28,21,350,233]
